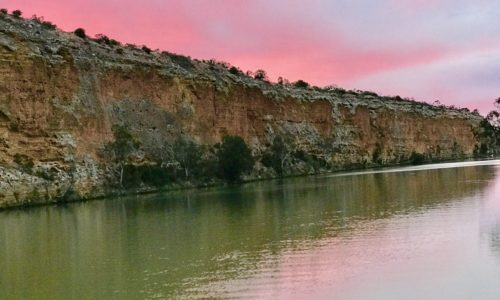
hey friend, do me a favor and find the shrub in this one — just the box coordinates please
[277,76,288,85]
[142,46,152,54]
[94,34,120,47]
[12,9,22,18]
[74,28,86,39]
[103,125,140,187]
[254,69,268,81]
[32,16,57,30]
[294,79,309,89]
[164,52,194,69]
[216,136,254,182]
[173,137,202,180]
[409,152,426,165]
[0,9,8,14]
[263,136,292,176]
[372,143,383,164]
[41,21,56,30]
[122,164,169,188]
[229,66,241,75]
[94,34,110,45]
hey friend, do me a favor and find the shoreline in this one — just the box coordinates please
[2,156,498,212]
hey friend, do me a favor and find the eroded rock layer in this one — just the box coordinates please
[0,14,487,207]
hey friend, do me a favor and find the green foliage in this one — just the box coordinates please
[94,34,120,46]
[277,77,290,85]
[12,9,22,18]
[104,125,140,187]
[292,150,326,173]
[372,143,383,164]
[409,152,426,165]
[262,136,291,176]
[108,125,139,162]
[14,153,34,174]
[474,143,489,157]
[74,28,86,39]
[217,136,254,182]
[164,52,194,69]
[31,15,56,30]
[40,20,56,30]
[173,137,202,180]
[294,79,310,89]
[254,69,268,81]
[229,66,241,75]
[361,90,379,97]
[122,164,170,188]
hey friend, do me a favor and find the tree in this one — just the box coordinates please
[217,136,254,182]
[277,76,290,85]
[254,69,268,81]
[12,10,22,18]
[262,136,294,176]
[173,137,202,180]
[487,111,500,128]
[229,66,241,75]
[294,79,310,89]
[104,125,139,187]
[74,28,86,39]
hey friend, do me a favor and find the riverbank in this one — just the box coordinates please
[2,156,498,212]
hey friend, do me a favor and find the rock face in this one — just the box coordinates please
[0,14,489,208]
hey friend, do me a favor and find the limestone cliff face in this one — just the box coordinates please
[0,14,487,208]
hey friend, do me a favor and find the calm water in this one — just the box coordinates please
[1,160,500,299]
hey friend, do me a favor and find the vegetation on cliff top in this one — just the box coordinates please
[0,8,483,117]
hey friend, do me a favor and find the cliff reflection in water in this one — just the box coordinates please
[0,162,498,299]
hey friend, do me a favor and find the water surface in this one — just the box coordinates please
[1,160,500,299]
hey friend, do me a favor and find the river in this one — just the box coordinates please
[1,160,500,299]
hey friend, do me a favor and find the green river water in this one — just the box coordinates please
[1,160,500,299]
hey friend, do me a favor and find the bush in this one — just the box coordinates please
[32,16,57,30]
[294,80,309,89]
[41,21,56,30]
[372,143,383,164]
[217,136,254,182]
[94,34,120,47]
[277,76,289,85]
[74,28,86,39]
[142,46,152,54]
[0,9,8,14]
[12,10,22,18]
[263,136,290,176]
[122,164,170,189]
[164,52,194,69]
[173,137,202,180]
[229,66,241,75]
[254,69,268,81]
[409,152,426,165]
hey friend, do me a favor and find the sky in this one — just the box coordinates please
[1,0,499,114]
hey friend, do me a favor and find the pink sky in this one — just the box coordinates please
[1,0,499,114]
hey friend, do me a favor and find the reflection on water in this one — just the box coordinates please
[1,161,500,299]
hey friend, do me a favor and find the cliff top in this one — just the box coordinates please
[0,11,483,122]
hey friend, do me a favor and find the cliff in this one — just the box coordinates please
[0,13,491,208]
